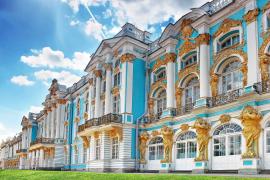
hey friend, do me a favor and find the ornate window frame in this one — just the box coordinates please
[263,2,270,32]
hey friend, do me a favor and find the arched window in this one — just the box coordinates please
[112,137,119,159]
[217,30,240,52]
[213,123,242,157]
[154,67,166,82]
[156,90,166,117]
[182,52,197,68]
[184,77,199,105]
[220,60,242,93]
[176,131,197,159]
[149,137,164,160]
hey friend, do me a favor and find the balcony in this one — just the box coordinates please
[30,138,55,146]
[208,88,244,108]
[78,113,122,134]
[253,80,270,94]
[16,149,27,154]
[176,102,195,116]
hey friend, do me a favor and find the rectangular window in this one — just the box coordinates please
[112,137,119,159]
[214,137,226,156]
[95,139,100,160]
[85,102,89,113]
[113,95,120,113]
[83,148,87,163]
[149,146,155,160]
[187,141,197,158]
[267,131,270,153]
[114,73,121,87]
[156,145,164,160]
[229,135,241,155]
[177,143,186,159]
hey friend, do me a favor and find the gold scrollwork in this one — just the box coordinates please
[219,114,231,124]
[178,41,196,57]
[260,54,270,81]
[213,19,242,38]
[120,53,136,63]
[111,86,120,95]
[151,130,160,137]
[93,70,102,78]
[210,72,219,97]
[243,8,259,24]
[175,87,183,108]
[81,136,90,149]
[180,124,190,132]
[110,127,123,141]
[178,64,199,81]
[196,33,211,46]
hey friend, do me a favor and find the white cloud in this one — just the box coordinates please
[34,70,81,87]
[29,106,43,113]
[0,122,18,142]
[21,47,90,71]
[84,19,104,41]
[10,75,35,86]
[70,20,80,26]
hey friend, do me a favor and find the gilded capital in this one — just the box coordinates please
[120,53,136,63]
[88,78,93,85]
[196,33,210,46]
[243,8,259,24]
[164,52,176,64]
[57,99,67,105]
[103,63,112,71]
[93,70,102,78]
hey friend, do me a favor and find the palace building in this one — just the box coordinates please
[2,0,270,174]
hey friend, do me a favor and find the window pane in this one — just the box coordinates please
[229,135,241,155]
[214,137,226,156]
[149,146,156,160]
[177,143,186,159]
[187,141,197,158]
[157,145,164,160]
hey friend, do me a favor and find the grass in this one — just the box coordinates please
[0,170,267,180]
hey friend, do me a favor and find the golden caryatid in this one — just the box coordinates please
[240,105,262,158]
[139,131,150,164]
[192,118,211,161]
[160,126,173,163]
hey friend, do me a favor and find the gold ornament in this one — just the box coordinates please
[243,8,259,24]
[120,53,136,63]
[164,53,177,63]
[260,54,270,82]
[210,73,219,97]
[151,130,160,137]
[178,64,199,81]
[192,118,211,161]
[219,114,231,124]
[111,86,120,95]
[175,87,183,108]
[148,98,155,117]
[179,40,196,57]
[240,106,262,158]
[81,136,90,149]
[152,57,166,72]
[180,19,194,39]
[93,70,102,78]
[84,112,89,120]
[263,2,270,13]
[180,124,190,132]
[139,131,150,164]
[214,19,242,38]
[196,33,211,46]
[110,127,123,141]
[160,126,173,163]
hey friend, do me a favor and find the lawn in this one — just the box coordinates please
[0,170,266,180]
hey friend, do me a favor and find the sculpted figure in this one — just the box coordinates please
[175,88,183,108]
[241,61,248,86]
[139,131,150,164]
[192,118,211,161]
[148,98,155,118]
[240,106,262,158]
[260,56,269,82]
[160,126,173,163]
[210,73,219,97]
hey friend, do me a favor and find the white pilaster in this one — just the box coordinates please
[166,60,175,108]
[55,105,61,138]
[105,65,112,114]
[39,149,44,168]
[94,71,102,118]
[199,43,210,97]
[51,108,55,138]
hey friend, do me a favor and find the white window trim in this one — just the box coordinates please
[263,9,270,32]
[213,26,243,54]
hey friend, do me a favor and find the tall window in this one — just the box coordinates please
[156,90,166,117]
[213,123,242,157]
[95,139,100,160]
[102,81,106,93]
[184,77,199,105]
[114,72,121,87]
[154,68,166,82]
[176,131,197,159]
[74,147,78,164]
[266,121,270,153]
[85,92,89,113]
[112,137,119,159]
[113,95,120,113]
[182,52,197,68]
[217,31,240,52]
[102,101,105,115]
[76,99,80,116]
[83,148,87,163]
[220,60,242,94]
[148,137,164,160]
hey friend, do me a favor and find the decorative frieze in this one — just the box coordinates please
[243,8,259,24]
[57,99,67,105]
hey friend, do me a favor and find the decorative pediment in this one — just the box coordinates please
[178,41,196,57]
[213,19,242,38]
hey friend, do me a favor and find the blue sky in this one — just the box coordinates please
[0,0,207,141]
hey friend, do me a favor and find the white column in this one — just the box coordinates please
[31,151,35,169]
[50,108,55,138]
[47,111,51,138]
[42,121,45,138]
[198,34,210,97]
[36,150,40,168]
[244,6,259,86]
[105,64,112,114]
[55,105,61,138]
[94,70,102,117]
[39,149,44,168]
[166,58,176,108]
[59,104,65,139]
